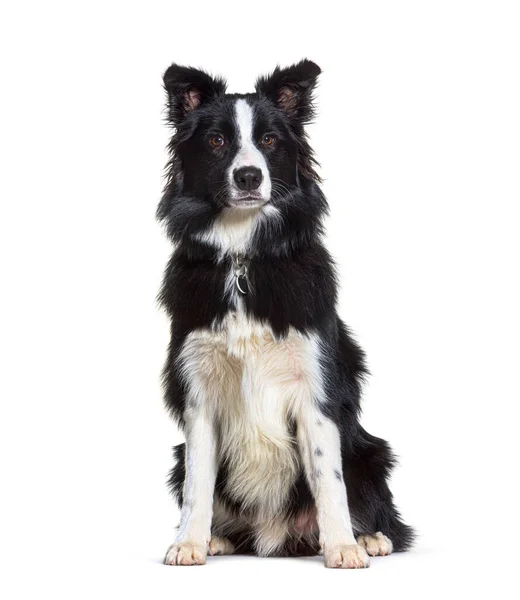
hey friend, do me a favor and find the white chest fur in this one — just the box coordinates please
[178,310,324,519]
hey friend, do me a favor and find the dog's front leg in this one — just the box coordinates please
[164,401,217,566]
[297,409,370,568]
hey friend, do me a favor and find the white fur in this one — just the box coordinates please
[208,536,235,556]
[165,294,363,559]
[324,544,370,569]
[164,541,206,566]
[229,99,272,202]
[195,203,280,260]
[164,354,219,565]
[297,410,358,549]
[357,532,393,556]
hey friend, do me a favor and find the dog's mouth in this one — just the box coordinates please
[228,193,267,208]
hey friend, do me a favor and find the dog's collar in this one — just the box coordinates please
[233,254,250,295]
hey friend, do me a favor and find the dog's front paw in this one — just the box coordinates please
[164,542,207,566]
[324,544,370,569]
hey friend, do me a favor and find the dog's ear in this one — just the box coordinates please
[255,59,321,123]
[163,64,226,125]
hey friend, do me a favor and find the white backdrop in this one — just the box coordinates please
[1,1,519,598]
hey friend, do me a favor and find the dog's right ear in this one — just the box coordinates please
[163,64,226,125]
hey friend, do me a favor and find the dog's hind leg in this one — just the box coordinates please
[208,536,235,556]
[345,428,415,553]
[357,531,393,556]
[209,498,256,555]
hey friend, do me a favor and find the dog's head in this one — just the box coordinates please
[159,60,326,254]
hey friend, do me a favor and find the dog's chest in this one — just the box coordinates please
[179,310,322,515]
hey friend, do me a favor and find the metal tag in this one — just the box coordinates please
[234,260,249,295]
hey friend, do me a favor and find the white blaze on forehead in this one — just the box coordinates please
[229,99,271,199]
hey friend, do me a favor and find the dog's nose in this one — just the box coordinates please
[233,167,263,192]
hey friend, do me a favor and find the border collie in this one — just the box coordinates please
[158,60,414,568]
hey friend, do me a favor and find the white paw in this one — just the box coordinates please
[357,532,393,556]
[324,544,370,569]
[208,536,235,556]
[164,542,206,566]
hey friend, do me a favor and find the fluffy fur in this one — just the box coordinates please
[158,59,415,568]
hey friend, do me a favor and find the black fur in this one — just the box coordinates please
[159,59,415,555]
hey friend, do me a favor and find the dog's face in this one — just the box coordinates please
[163,61,321,210]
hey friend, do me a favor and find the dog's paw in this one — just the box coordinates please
[324,544,370,569]
[357,532,393,556]
[164,542,206,566]
[208,536,235,556]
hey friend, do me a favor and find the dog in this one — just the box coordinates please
[158,60,414,568]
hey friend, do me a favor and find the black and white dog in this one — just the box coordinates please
[158,60,414,568]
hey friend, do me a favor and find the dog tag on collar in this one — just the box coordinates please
[234,259,249,295]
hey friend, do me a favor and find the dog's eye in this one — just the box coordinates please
[209,135,225,148]
[260,134,276,146]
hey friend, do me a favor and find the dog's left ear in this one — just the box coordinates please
[255,59,321,123]
[163,64,226,125]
